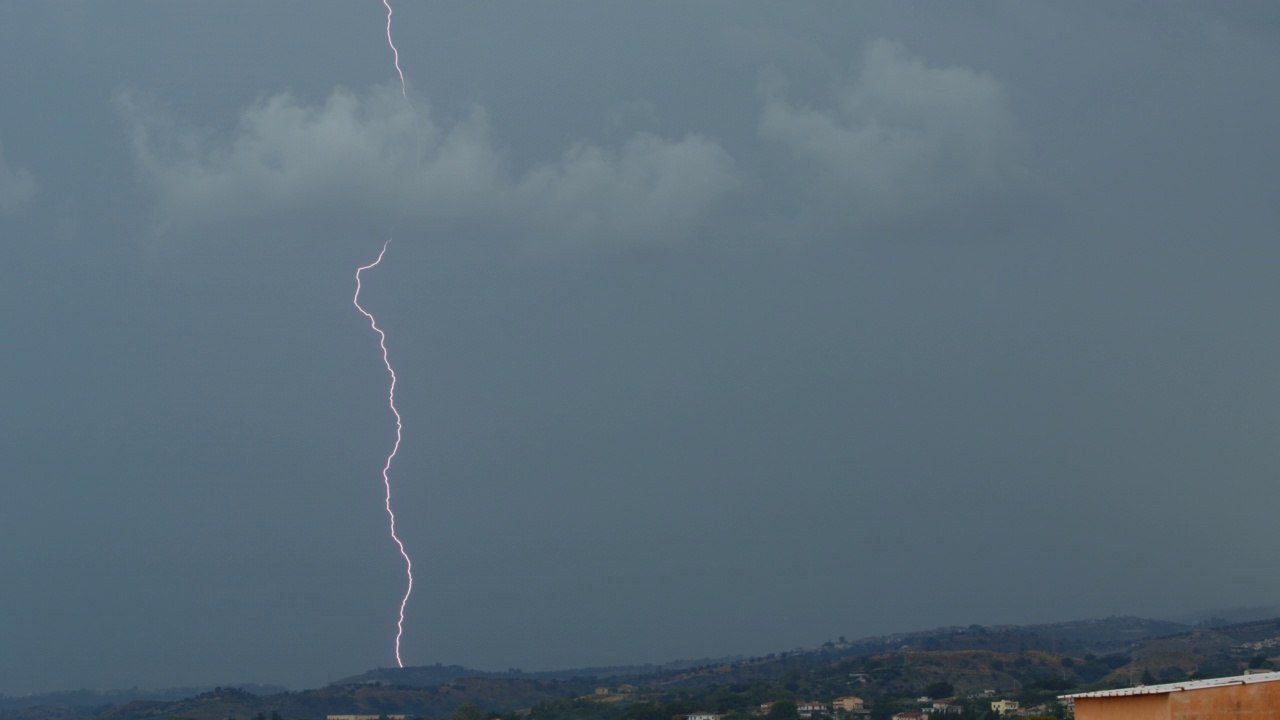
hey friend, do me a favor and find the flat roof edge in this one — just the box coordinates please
[1061,671,1280,699]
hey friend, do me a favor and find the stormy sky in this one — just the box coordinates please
[3,1,1280,695]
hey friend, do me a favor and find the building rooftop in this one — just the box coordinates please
[1061,670,1280,699]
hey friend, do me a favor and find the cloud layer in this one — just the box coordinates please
[760,40,1025,222]
[120,40,1027,248]
[120,85,738,248]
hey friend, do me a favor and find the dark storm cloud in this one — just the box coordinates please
[3,0,1280,698]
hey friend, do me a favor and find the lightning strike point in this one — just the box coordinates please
[354,240,413,669]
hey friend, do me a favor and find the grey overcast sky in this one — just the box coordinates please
[3,0,1280,695]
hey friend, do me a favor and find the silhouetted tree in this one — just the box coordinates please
[767,700,797,720]
[452,702,485,720]
[922,682,954,699]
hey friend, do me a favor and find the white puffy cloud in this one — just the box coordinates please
[0,140,37,215]
[120,84,738,248]
[759,39,1025,222]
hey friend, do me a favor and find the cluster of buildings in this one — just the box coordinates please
[982,699,1057,718]
[639,669,1280,720]
[750,696,870,718]
[713,693,1050,720]
[886,699,963,719]
[885,696,980,719]
[749,695,962,720]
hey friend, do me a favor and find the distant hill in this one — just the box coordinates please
[0,686,286,712]
[332,657,744,688]
[90,680,574,720]
[1102,616,1280,684]
[1165,604,1280,626]
[2,681,571,720]
[6,613,1280,720]
[335,616,1189,694]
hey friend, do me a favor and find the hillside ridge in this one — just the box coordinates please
[7,612,1280,720]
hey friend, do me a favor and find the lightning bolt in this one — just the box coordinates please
[354,240,412,669]
[383,0,407,98]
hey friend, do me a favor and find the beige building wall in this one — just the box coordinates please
[831,697,865,712]
[1172,679,1280,718]
[1073,695,1168,720]
[1074,680,1280,720]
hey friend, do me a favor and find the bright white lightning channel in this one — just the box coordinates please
[383,0,407,98]
[354,240,413,669]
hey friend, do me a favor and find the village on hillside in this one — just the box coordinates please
[579,684,1058,720]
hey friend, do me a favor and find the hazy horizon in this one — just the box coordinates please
[8,602,1280,697]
